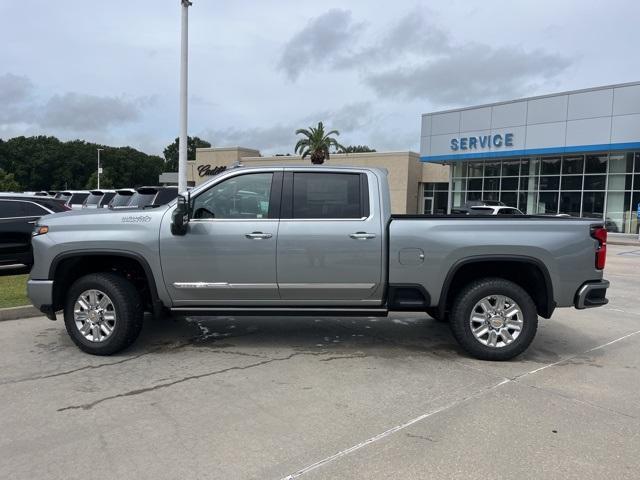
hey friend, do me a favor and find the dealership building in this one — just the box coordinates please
[420,81,640,233]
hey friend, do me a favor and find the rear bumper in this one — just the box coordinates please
[574,280,609,309]
[27,280,56,319]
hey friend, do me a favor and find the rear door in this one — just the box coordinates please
[0,200,47,265]
[276,170,383,304]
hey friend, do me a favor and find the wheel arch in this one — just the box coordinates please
[438,255,555,320]
[49,250,163,317]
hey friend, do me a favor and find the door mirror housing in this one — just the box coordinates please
[171,193,190,235]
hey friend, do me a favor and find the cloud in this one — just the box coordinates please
[203,102,374,154]
[277,9,363,81]
[39,93,147,131]
[365,45,571,104]
[0,73,34,105]
[277,9,571,106]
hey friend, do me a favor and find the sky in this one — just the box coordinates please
[1,0,639,156]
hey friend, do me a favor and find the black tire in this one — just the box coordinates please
[64,273,144,355]
[449,278,538,361]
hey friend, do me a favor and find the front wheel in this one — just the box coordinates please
[64,273,144,355]
[449,278,538,361]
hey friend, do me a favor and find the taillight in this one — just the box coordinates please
[591,226,607,270]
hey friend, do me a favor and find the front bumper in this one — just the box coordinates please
[27,280,56,319]
[574,279,610,309]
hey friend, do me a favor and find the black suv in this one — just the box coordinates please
[0,194,69,267]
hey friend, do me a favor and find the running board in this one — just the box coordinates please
[169,307,389,317]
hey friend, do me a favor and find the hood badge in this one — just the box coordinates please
[121,215,152,223]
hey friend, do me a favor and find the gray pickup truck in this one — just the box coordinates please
[27,166,609,360]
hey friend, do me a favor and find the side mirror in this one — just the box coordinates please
[171,194,190,235]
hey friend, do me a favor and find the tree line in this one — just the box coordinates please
[0,136,166,191]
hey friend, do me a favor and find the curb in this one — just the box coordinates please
[0,305,42,322]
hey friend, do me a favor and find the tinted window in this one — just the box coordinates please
[85,193,104,205]
[470,207,493,214]
[21,202,48,216]
[292,173,363,219]
[0,200,23,218]
[497,208,522,215]
[69,193,89,204]
[129,193,156,208]
[154,188,178,205]
[110,193,134,207]
[192,173,273,219]
[100,192,116,205]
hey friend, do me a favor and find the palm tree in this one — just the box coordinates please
[294,122,344,165]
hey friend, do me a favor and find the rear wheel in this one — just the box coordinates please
[64,273,144,355]
[449,278,538,361]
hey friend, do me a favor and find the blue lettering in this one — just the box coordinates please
[468,137,477,149]
[505,133,513,147]
[460,138,468,150]
[493,134,503,147]
[450,138,458,151]
[479,136,489,148]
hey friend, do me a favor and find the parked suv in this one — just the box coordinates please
[0,194,69,267]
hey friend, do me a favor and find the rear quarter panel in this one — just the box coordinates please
[389,217,604,308]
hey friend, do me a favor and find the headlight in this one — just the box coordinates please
[32,225,49,236]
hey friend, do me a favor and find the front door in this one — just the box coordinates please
[160,171,281,306]
[276,171,383,304]
[423,197,434,214]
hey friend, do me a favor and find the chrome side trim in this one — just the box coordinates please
[278,283,376,290]
[172,282,277,289]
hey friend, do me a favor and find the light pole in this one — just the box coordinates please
[178,0,192,193]
[96,148,104,189]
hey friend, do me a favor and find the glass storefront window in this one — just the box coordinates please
[608,174,632,191]
[541,157,561,175]
[609,154,633,173]
[466,191,481,201]
[468,178,482,190]
[452,162,467,178]
[560,192,581,217]
[539,176,559,190]
[484,177,499,190]
[561,175,582,190]
[562,156,584,174]
[484,161,501,176]
[605,191,631,233]
[501,177,518,191]
[632,192,640,234]
[583,175,606,190]
[538,192,558,214]
[500,192,517,207]
[468,162,484,177]
[582,191,605,218]
[585,154,607,173]
[447,152,639,232]
[502,160,520,177]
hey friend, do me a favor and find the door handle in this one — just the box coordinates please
[245,232,272,240]
[349,232,376,240]
[28,221,37,224]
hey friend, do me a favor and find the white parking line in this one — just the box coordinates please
[280,328,640,479]
[280,379,510,480]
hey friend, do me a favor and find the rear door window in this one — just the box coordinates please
[291,173,365,219]
[0,200,23,218]
[21,202,49,216]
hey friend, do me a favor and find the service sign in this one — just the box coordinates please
[450,133,514,152]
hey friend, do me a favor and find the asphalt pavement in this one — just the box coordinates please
[1,244,639,480]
